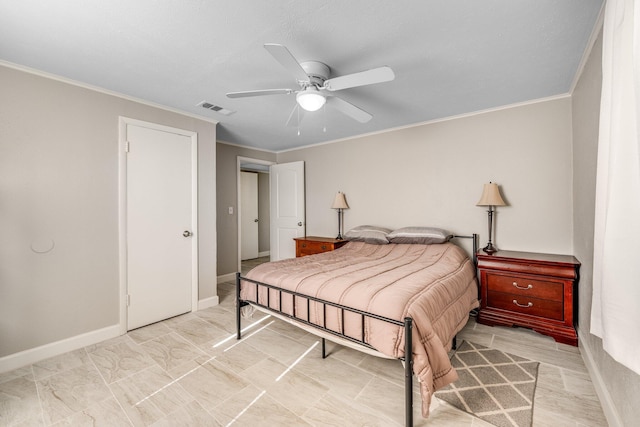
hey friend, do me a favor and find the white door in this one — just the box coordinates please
[241,171,259,260]
[126,123,196,330]
[270,161,305,261]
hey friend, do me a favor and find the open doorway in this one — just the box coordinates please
[237,157,275,273]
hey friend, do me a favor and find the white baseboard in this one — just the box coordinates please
[197,296,220,310]
[217,273,236,284]
[0,324,121,374]
[258,251,270,258]
[579,329,623,427]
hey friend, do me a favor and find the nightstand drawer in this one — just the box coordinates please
[487,291,564,320]
[486,273,563,302]
[294,236,348,257]
[298,241,332,255]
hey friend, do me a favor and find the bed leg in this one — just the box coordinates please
[236,272,242,340]
[404,317,413,427]
[321,338,327,359]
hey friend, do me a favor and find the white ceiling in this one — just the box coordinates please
[0,0,603,152]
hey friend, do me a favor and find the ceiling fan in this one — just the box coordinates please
[226,43,395,125]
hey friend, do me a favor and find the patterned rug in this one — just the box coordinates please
[434,341,539,427]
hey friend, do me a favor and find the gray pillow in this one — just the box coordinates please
[387,226,452,244]
[344,225,391,244]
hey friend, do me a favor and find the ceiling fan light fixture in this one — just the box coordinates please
[296,87,326,111]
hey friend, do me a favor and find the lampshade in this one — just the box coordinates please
[296,87,326,112]
[331,192,349,209]
[476,183,506,206]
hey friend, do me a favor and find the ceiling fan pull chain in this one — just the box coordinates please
[323,104,327,132]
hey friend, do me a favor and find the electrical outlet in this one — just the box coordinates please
[228,207,234,215]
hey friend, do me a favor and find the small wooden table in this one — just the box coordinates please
[294,236,349,257]
[477,250,580,346]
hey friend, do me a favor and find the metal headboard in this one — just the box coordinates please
[452,233,479,267]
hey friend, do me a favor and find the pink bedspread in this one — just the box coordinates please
[241,241,479,417]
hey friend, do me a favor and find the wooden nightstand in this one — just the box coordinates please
[477,250,580,346]
[294,236,348,257]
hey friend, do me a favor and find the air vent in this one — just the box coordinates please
[197,101,235,116]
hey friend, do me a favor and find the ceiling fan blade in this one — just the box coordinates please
[226,88,293,98]
[323,66,395,91]
[327,97,372,123]
[285,104,306,127]
[264,43,310,84]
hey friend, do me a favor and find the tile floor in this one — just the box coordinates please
[1,258,608,426]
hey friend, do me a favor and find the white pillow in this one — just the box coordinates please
[387,227,452,244]
[344,225,391,244]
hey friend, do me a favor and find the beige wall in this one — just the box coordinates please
[0,64,217,359]
[277,98,574,256]
[572,30,640,425]
[216,143,276,276]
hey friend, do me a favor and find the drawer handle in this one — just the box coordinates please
[302,243,307,248]
[513,299,533,308]
[512,282,533,290]
[321,245,327,250]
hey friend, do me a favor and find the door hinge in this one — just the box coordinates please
[127,294,131,306]
[125,141,130,153]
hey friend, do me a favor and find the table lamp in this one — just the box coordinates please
[331,192,349,240]
[476,182,506,254]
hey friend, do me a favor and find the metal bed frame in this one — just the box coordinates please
[235,234,478,427]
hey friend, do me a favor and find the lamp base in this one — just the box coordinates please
[336,208,344,241]
[482,242,498,254]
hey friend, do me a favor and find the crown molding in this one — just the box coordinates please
[275,93,571,154]
[0,60,218,125]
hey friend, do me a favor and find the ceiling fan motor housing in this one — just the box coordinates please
[300,61,330,87]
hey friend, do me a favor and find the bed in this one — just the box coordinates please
[235,230,479,426]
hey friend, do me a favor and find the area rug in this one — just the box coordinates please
[434,341,539,427]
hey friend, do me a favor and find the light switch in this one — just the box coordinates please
[228,206,234,215]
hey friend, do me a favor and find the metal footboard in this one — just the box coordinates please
[234,233,478,426]
[236,272,414,426]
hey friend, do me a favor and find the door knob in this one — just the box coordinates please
[298,222,303,226]
[183,230,193,237]
[254,219,259,222]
